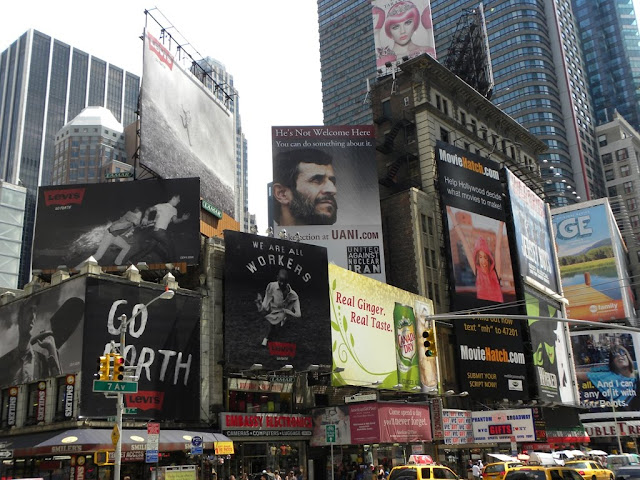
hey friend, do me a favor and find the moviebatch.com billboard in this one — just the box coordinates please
[271,126,386,282]
[552,200,634,322]
[371,0,436,70]
[140,30,235,217]
[329,264,437,393]
[435,141,527,400]
[310,402,431,446]
[505,168,559,295]
[80,277,201,421]
[525,288,577,405]
[32,178,200,270]
[570,329,640,417]
[223,231,331,372]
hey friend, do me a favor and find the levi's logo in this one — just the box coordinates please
[125,390,165,411]
[44,188,85,207]
[147,32,174,70]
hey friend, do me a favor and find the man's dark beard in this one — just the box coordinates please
[289,189,337,225]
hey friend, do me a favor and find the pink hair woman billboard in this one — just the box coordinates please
[372,0,437,69]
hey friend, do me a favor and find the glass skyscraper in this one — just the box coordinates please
[0,29,140,286]
[317,0,606,207]
[572,0,640,131]
[431,0,605,207]
[318,0,376,125]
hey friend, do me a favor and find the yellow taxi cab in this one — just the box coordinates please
[564,461,614,480]
[389,463,460,480]
[504,465,586,480]
[483,461,523,480]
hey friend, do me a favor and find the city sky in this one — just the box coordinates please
[4,1,640,229]
[1,0,324,230]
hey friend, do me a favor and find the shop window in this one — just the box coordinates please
[0,388,10,428]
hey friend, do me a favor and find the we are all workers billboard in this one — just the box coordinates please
[552,199,635,322]
[223,231,331,372]
[140,30,235,217]
[33,178,200,270]
[435,141,527,400]
[271,126,386,282]
[329,264,437,393]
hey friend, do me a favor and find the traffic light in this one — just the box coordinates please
[97,354,111,380]
[112,355,125,381]
[422,325,437,357]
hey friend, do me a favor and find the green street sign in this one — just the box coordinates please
[325,424,336,443]
[124,408,138,415]
[105,171,133,179]
[201,199,223,219]
[93,380,138,393]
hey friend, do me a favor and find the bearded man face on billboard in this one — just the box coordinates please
[272,149,338,226]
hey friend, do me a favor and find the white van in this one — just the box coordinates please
[607,454,640,473]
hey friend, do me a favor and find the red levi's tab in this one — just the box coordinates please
[125,391,165,411]
[44,188,85,207]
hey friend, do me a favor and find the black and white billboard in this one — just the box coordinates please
[223,231,331,371]
[32,178,200,270]
[140,30,235,217]
[0,277,86,388]
[80,277,201,421]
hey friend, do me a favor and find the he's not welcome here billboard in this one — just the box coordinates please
[329,264,437,393]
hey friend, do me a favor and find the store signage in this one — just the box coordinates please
[220,412,313,431]
[584,422,640,437]
[472,409,535,443]
[7,387,17,427]
[36,382,46,422]
[442,410,473,445]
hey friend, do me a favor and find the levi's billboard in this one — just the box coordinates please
[79,277,201,421]
[223,231,331,371]
[33,178,200,270]
[435,141,527,400]
[140,30,235,217]
[329,264,437,393]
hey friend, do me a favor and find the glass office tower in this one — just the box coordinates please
[0,29,140,286]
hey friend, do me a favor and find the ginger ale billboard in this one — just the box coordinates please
[329,264,437,393]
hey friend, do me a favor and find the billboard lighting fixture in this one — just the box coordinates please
[411,386,422,391]
[308,364,320,372]
[333,367,345,373]
[402,56,409,61]
[249,363,263,371]
[385,61,392,68]
[278,229,288,240]
[266,226,274,237]
[136,262,149,271]
[393,383,404,390]
[280,364,294,371]
[250,225,258,234]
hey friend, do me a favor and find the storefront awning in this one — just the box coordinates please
[0,428,233,458]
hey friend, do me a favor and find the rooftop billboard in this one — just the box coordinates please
[552,200,635,322]
[371,0,436,71]
[329,264,437,393]
[32,178,200,270]
[436,141,527,400]
[140,31,235,217]
[271,126,385,282]
[223,231,331,371]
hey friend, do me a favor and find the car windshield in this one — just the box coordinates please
[505,472,546,480]
[486,466,506,474]
[567,463,590,469]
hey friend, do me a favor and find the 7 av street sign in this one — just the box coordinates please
[93,380,138,393]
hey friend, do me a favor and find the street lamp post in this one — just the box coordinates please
[113,288,175,480]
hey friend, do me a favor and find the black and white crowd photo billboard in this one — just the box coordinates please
[140,30,235,217]
[32,178,200,270]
